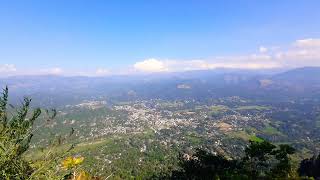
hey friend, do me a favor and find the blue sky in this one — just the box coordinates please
[0,0,320,76]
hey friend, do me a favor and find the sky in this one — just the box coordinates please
[0,0,320,76]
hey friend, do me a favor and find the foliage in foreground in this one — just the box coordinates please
[0,86,39,179]
[0,87,93,179]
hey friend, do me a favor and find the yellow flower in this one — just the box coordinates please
[62,157,74,169]
[61,156,84,169]
[75,170,91,180]
[73,157,84,165]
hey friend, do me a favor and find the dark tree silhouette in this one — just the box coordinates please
[171,148,240,180]
[242,140,276,178]
[168,140,296,180]
[271,144,296,178]
[298,153,320,179]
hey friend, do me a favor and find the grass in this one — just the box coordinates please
[249,135,264,143]
[26,131,178,179]
[143,129,156,138]
[245,127,258,134]
[262,123,282,135]
[228,131,264,144]
[229,131,251,141]
[210,105,229,115]
[26,129,154,161]
[211,105,229,111]
[185,133,204,145]
[25,136,119,161]
[235,105,270,111]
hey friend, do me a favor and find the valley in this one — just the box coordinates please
[2,67,320,179]
[28,97,320,178]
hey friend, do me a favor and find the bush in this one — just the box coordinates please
[0,87,90,179]
[0,86,41,179]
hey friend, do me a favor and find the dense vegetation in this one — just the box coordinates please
[0,87,92,179]
[167,141,297,179]
[1,87,320,179]
[0,87,38,179]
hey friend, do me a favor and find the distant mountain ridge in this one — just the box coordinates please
[0,67,319,107]
[271,67,320,84]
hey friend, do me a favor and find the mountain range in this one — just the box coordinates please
[0,67,319,107]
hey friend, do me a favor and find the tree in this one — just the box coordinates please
[242,140,276,178]
[0,86,42,179]
[170,149,240,180]
[270,144,296,178]
[169,139,296,180]
[298,153,320,179]
[0,87,97,179]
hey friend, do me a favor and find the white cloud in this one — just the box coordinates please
[191,61,280,69]
[133,58,169,72]
[276,49,320,61]
[273,38,320,67]
[294,38,320,48]
[3,38,320,76]
[95,68,110,76]
[259,46,268,53]
[40,67,63,75]
[168,59,279,71]
[133,56,280,73]
[132,38,320,73]
[138,35,320,73]
[0,64,17,73]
